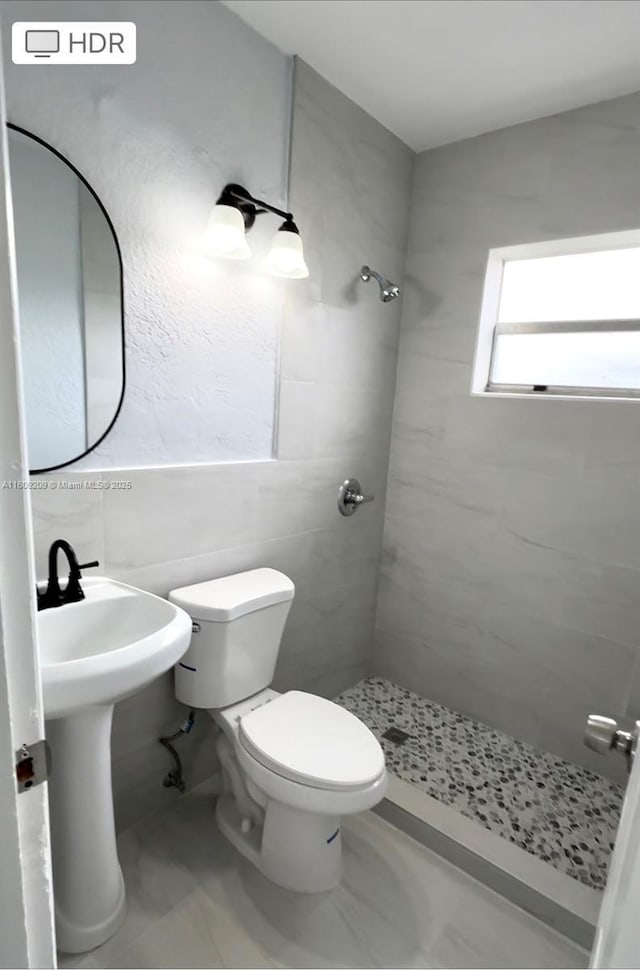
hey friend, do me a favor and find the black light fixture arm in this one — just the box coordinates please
[228,184,292,221]
[218,182,298,232]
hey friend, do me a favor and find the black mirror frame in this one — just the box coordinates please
[7,122,126,475]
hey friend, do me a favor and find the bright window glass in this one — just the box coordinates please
[498,248,640,324]
[491,331,640,390]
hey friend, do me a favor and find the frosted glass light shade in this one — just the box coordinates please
[266,229,309,279]
[202,204,251,259]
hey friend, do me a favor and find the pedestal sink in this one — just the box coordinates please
[38,577,192,954]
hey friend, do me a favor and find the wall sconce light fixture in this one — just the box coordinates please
[204,183,309,279]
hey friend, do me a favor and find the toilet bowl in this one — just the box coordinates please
[214,687,387,892]
[169,569,387,893]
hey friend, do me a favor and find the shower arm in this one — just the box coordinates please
[360,266,385,286]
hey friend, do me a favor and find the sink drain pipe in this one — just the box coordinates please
[159,710,195,793]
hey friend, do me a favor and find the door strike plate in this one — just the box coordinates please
[15,740,50,792]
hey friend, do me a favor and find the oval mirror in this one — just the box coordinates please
[8,124,124,473]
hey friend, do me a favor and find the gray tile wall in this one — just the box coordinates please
[32,61,413,831]
[374,92,640,783]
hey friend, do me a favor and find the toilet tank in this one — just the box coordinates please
[168,568,295,709]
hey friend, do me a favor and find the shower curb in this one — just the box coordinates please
[375,776,599,951]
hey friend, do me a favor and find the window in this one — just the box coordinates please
[471,231,640,399]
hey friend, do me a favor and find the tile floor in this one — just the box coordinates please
[59,779,587,970]
[336,676,623,890]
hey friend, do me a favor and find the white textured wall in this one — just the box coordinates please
[1,0,291,465]
[28,57,414,832]
[375,92,640,783]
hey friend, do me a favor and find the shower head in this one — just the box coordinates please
[360,266,400,302]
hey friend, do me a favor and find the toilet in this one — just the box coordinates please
[169,568,387,893]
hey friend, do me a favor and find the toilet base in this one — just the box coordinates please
[216,792,342,893]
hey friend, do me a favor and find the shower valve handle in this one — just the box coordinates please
[337,478,374,516]
[352,492,374,505]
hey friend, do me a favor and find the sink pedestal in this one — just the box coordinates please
[38,576,192,952]
[47,705,126,954]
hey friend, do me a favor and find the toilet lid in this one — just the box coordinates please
[238,691,385,791]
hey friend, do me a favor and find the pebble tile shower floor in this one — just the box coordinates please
[335,676,624,891]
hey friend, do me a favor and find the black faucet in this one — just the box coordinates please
[37,540,99,611]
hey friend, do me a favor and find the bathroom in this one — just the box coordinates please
[0,0,638,968]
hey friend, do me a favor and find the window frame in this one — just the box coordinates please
[471,229,640,401]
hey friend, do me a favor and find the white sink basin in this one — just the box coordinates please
[39,577,192,718]
[38,577,192,954]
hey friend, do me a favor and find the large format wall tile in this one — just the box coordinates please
[30,473,106,576]
[375,91,640,781]
[101,463,262,571]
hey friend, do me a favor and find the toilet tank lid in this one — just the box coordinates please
[168,568,295,622]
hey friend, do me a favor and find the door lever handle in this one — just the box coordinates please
[584,714,639,772]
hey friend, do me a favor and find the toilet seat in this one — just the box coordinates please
[238,690,385,791]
